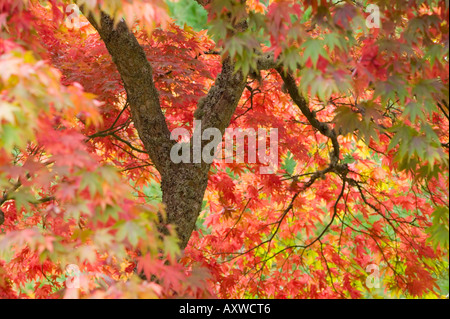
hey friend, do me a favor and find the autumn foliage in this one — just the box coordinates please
[0,0,448,299]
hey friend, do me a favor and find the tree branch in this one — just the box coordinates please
[81,9,174,176]
[196,57,247,134]
[256,52,279,71]
[277,67,341,166]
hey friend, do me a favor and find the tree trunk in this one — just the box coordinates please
[161,164,210,249]
[83,9,247,250]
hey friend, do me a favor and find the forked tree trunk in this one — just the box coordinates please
[83,10,248,250]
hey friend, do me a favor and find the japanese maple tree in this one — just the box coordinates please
[0,0,448,299]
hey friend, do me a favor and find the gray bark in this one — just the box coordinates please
[83,11,247,249]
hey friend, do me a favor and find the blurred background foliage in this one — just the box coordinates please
[167,0,208,31]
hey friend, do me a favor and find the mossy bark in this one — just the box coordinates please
[84,11,246,250]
